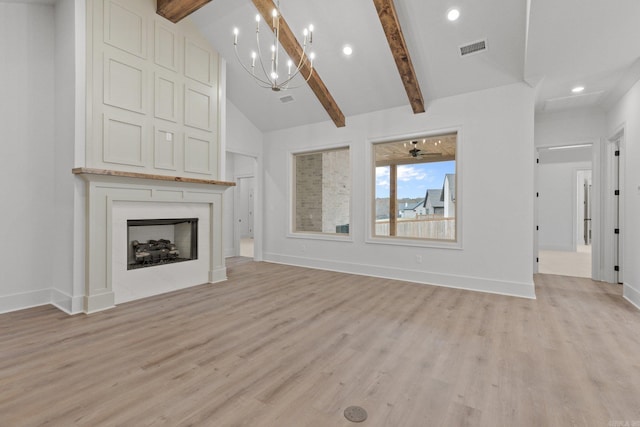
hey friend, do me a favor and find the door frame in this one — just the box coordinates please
[602,127,625,284]
[226,150,262,261]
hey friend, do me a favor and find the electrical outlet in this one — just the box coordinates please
[416,255,422,264]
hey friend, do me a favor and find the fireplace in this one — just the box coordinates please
[127,218,198,270]
[74,168,235,312]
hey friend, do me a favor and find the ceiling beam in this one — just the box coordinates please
[372,0,425,114]
[157,0,212,23]
[251,0,346,127]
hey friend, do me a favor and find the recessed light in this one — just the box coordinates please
[342,45,353,56]
[572,86,585,93]
[447,8,460,21]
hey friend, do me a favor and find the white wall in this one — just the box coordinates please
[262,83,536,298]
[538,161,591,251]
[226,101,263,155]
[535,107,606,148]
[0,3,56,312]
[607,78,640,310]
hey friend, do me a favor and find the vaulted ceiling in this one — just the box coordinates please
[181,0,640,131]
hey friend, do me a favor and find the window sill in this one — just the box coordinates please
[287,232,353,243]
[365,235,462,250]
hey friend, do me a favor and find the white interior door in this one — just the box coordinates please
[576,169,592,246]
[237,176,255,239]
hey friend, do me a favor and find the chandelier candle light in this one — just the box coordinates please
[233,2,315,91]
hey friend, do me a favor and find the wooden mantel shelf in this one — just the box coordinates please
[72,168,236,187]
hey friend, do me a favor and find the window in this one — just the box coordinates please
[373,132,457,241]
[293,147,350,235]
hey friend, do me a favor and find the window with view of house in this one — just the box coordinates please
[293,147,350,235]
[373,133,457,241]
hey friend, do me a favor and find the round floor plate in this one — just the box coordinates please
[344,406,368,423]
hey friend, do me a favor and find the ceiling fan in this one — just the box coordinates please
[408,141,422,157]
[406,141,444,160]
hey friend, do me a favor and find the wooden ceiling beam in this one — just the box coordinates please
[157,0,212,23]
[372,0,425,114]
[251,0,346,127]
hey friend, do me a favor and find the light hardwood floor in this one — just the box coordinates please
[539,244,592,278]
[1,258,639,426]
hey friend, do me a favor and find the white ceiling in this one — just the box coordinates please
[190,0,640,131]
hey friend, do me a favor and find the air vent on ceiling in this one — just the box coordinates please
[279,95,295,103]
[459,39,487,57]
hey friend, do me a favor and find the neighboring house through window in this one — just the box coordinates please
[373,132,457,242]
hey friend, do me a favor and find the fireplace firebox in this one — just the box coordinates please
[127,218,198,270]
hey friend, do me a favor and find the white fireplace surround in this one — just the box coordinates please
[112,201,209,304]
[75,169,233,313]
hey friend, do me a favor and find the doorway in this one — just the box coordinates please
[236,176,255,258]
[537,144,593,278]
[225,151,258,260]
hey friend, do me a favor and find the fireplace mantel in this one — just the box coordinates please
[74,168,234,313]
[73,168,236,188]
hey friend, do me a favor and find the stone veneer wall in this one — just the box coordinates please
[295,149,350,233]
[321,149,350,233]
[295,153,323,232]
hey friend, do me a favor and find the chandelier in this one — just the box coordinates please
[233,2,315,92]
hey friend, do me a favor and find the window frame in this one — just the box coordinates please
[366,127,463,249]
[288,143,353,242]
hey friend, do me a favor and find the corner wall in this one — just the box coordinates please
[263,83,536,298]
[52,0,86,314]
[0,3,56,313]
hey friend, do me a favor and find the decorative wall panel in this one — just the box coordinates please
[185,134,213,174]
[184,82,213,131]
[103,113,146,166]
[185,37,215,86]
[154,72,178,122]
[88,0,221,179]
[154,21,178,71]
[154,126,178,170]
[104,53,146,114]
[103,0,146,58]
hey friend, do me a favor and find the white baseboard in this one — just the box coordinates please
[209,266,228,283]
[0,289,52,314]
[85,291,115,314]
[263,253,536,299]
[51,288,84,315]
[224,248,235,258]
[623,283,640,311]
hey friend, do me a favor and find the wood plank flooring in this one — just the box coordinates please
[1,258,639,426]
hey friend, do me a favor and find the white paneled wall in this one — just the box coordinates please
[87,0,221,179]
